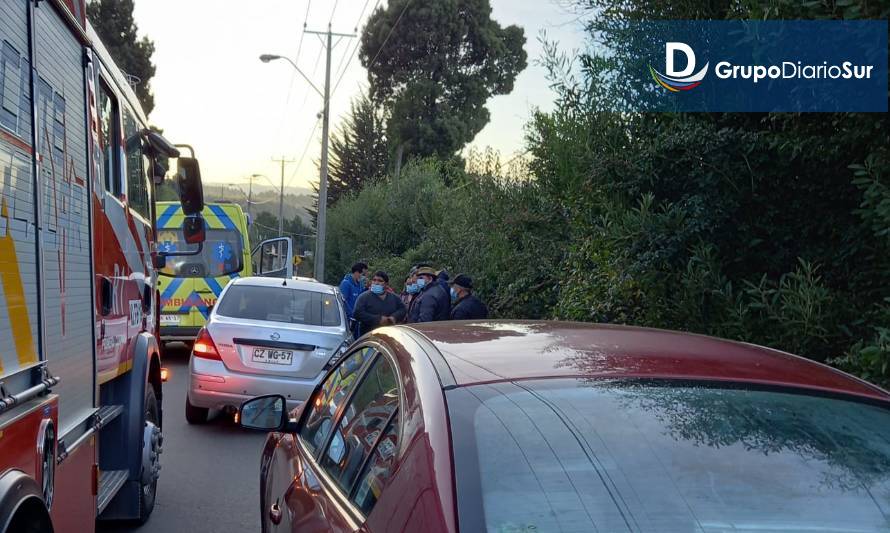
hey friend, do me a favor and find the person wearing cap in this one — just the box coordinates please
[353,271,406,335]
[407,266,450,323]
[449,274,489,320]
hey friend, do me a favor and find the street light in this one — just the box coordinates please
[259,49,331,282]
[259,54,323,98]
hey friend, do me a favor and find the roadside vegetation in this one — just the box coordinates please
[91,0,890,385]
[320,0,890,386]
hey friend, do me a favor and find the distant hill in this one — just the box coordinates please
[204,184,315,225]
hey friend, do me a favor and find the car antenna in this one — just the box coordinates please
[282,278,287,287]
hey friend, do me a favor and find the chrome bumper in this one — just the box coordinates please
[187,356,323,411]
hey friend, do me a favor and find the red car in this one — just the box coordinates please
[239,321,890,533]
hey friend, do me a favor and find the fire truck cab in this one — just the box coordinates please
[0,1,204,531]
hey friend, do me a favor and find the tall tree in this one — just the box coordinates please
[306,94,388,230]
[87,0,156,115]
[327,93,389,205]
[359,0,527,161]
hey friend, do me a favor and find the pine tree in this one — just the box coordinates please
[306,93,388,228]
[327,94,388,205]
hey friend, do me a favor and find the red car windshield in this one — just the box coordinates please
[447,379,890,532]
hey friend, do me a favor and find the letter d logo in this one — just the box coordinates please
[666,42,696,77]
[649,42,709,92]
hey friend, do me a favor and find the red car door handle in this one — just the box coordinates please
[269,502,283,525]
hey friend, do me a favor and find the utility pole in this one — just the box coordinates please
[270,157,297,237]
[246,173,262,220]
[303,24,354,283]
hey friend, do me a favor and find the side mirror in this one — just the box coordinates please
[239,395,287,431]
[183,216,206,244]
[152,254,167,269]
[177,157,204,216]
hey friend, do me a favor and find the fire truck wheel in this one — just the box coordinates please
[185,396,208,425]
[137,386,161,523]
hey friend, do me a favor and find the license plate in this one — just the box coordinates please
[160,314,180,325]
[252,348,293,365]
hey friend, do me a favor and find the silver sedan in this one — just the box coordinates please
[185,276,351,424]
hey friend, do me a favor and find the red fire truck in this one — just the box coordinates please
[0,1,205,531]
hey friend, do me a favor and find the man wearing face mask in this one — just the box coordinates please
[449,274,489,320]
[407,266,451,323]
[353,271,407,335]
[400,270,419,314]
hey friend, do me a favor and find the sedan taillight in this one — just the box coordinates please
[193,328,221,361]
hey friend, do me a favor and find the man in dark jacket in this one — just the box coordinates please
[449,274,489,320]
[353,271,407,335]
[407,266,450,323]
[436,269,450,293]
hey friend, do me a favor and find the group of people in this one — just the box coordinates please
[338,261,489,336]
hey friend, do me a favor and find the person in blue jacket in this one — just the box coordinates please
[339,262,368,320]
[407,266,450,323]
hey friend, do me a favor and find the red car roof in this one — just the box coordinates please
[406,321,890,402]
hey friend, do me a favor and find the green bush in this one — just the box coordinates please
[321,0,890,389]
[325,158,564,317]
[832,301,890,388]
[324,160,450,282]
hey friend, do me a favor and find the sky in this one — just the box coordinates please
[133,0,588,190]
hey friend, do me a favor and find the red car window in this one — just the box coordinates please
[300,346,376,456]
[351,411,400,515]
[320,355,400,496]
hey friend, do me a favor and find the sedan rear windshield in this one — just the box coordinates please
[447,380,890,533]
[216,285,341,327]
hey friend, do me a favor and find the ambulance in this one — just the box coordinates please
[156,202,296,343]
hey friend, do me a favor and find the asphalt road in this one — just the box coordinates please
[98,342,267,533]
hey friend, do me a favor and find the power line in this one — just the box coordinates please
[332,32,354,87]
[355,0,374,27]
[331,43,360,95]
[366,0,412,71]
[275,0,313,148]
[271,156,298,236]
[329,0,339,24]
[285,116,322,188]
[253,220,316,239]
[282,1,372,188]
[291,27,355,284]
[285,33,327,157]
[331,0,379,95]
